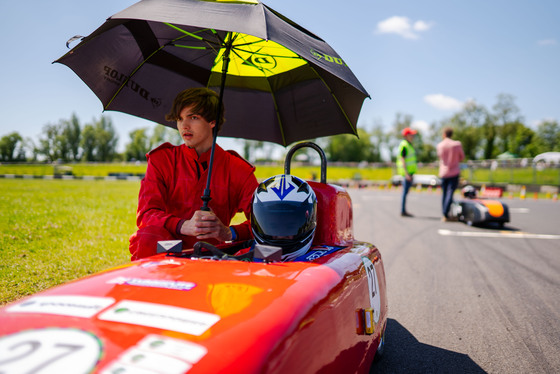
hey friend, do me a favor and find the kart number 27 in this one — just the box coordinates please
[0,328,101,374]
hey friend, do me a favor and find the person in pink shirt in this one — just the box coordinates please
[437,127,465,221]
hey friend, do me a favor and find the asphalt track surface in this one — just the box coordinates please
[349,187,560,374]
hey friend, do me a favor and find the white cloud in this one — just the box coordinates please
[375,16,433,39]
[424,94,464,111]
[411,120,430,133]
[537,39,557,46]
[413,20,432,32]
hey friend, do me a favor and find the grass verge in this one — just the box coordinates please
[0,179,139,305]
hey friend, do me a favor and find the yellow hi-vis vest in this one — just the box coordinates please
[397,140,417,176]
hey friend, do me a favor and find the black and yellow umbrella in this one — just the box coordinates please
[55,0,370,207]
[56,0,369,146]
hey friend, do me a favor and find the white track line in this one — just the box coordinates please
[509,208,530,213]
[438,229,560,240]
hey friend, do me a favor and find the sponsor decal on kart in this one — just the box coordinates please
[101,334,207,374]
[107,277,196,291]
[97,300,220,336]
[362,257,381,323]
[294,245,344,262]
[0,328,102,373]
[6,295,115,318]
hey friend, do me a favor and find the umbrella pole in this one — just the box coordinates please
[200,42,232,211]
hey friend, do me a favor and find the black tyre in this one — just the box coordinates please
[373,325,386,362]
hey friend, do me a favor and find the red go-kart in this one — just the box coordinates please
[0,143,388,374]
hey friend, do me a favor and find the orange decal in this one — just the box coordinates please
[482,200,504,217]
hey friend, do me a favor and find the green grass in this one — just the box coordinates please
[462,167,560,186]
[0,162,394,181]
[2,163,558,186]
[254,165,394,182]
[0,179,139,305]
[0,163,147,177]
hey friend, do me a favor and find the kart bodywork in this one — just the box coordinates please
[450,197,510,227]
[0,143,388,373]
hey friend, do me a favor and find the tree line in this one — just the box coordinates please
[323,94,559,163]
[1,94,558,163]
[0,114,182,163]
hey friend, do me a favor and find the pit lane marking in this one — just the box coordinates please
[509,208,530,213]
[438,229,560,240]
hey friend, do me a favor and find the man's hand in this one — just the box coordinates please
[180,210,232,242]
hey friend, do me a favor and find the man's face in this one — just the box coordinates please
[176,105,215,154]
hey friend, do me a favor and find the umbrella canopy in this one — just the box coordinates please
[55,0,370,147]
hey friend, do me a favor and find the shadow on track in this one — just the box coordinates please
[371,318,486,373]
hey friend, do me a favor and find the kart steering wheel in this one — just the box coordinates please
[191,241,254,261]
[193,241,229,258]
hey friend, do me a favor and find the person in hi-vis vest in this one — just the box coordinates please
[397,127,417,217]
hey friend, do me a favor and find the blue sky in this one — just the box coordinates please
[1,0,558,154]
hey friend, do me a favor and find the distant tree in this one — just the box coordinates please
[513,125,539,158]
[325,129,376,162]
[498,121,528,156]
[37,123,61,162]
[0,132,25,161]
[369,124,386,162]
[150,124,182,148]
[81,124,97,161]
[80,116,118,161]
[416,143,437,163]
[125,128,151,161]
[24,137,38,161]
[95,116,118,161]
[62,113,82,161]
[535,119,560,152]
[35,115,83,162]
[499,122,537,157]
[492,94,524,157]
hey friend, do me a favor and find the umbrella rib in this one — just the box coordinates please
[166,24,227,59]
[310,65,358,135]
[105,47,165,110]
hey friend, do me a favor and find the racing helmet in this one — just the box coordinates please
[251,175,317,261]
[462,185,477,198]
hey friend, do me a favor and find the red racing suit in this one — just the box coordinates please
[129,142,258,260]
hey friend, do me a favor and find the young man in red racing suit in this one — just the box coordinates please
[129,88,258,260]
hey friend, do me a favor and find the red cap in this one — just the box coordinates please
[402,127,417,136]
